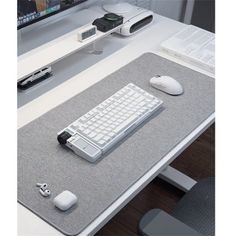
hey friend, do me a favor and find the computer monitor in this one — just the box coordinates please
[17,0,88,29]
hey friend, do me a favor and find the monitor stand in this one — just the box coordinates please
[86,41,103,55]
[102,2,135,14]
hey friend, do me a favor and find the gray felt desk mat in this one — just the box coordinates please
[18,53,215,235]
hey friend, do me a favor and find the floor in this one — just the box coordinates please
[96,124,215,235]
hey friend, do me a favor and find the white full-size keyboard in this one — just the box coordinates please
[57,83,163,162]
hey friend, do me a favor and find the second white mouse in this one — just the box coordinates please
[150,75,184,95]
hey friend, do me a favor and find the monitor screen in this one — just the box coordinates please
[17,0,87,29]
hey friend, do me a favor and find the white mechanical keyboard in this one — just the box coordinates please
[57,83,163,162]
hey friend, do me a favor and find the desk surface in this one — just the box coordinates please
[18,12,215,236]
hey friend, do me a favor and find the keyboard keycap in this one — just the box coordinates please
[88,132,96,138]
[114,114,139,133]
[98,140,106,145]
[83,129,91,135]
[93,134,104,142]
[103,136,111,141]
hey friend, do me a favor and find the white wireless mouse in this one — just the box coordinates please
[150,75,184,95]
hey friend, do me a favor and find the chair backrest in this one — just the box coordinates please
[172,177,215,236]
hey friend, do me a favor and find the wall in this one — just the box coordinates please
[191,0,215,32]
[150,0,186,21]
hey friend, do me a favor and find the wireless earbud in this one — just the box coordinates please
[36,183,48,191]
[36,182,51,197]
[39,188,51,197]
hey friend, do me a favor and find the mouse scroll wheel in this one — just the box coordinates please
[155,75,161,78]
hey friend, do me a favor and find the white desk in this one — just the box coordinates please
[18,13,215,236]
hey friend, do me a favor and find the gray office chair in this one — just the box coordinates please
[138,177,215,236]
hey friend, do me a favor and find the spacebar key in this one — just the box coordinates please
[114,114,139,133]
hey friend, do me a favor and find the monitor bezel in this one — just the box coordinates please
[17,0,88,30]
